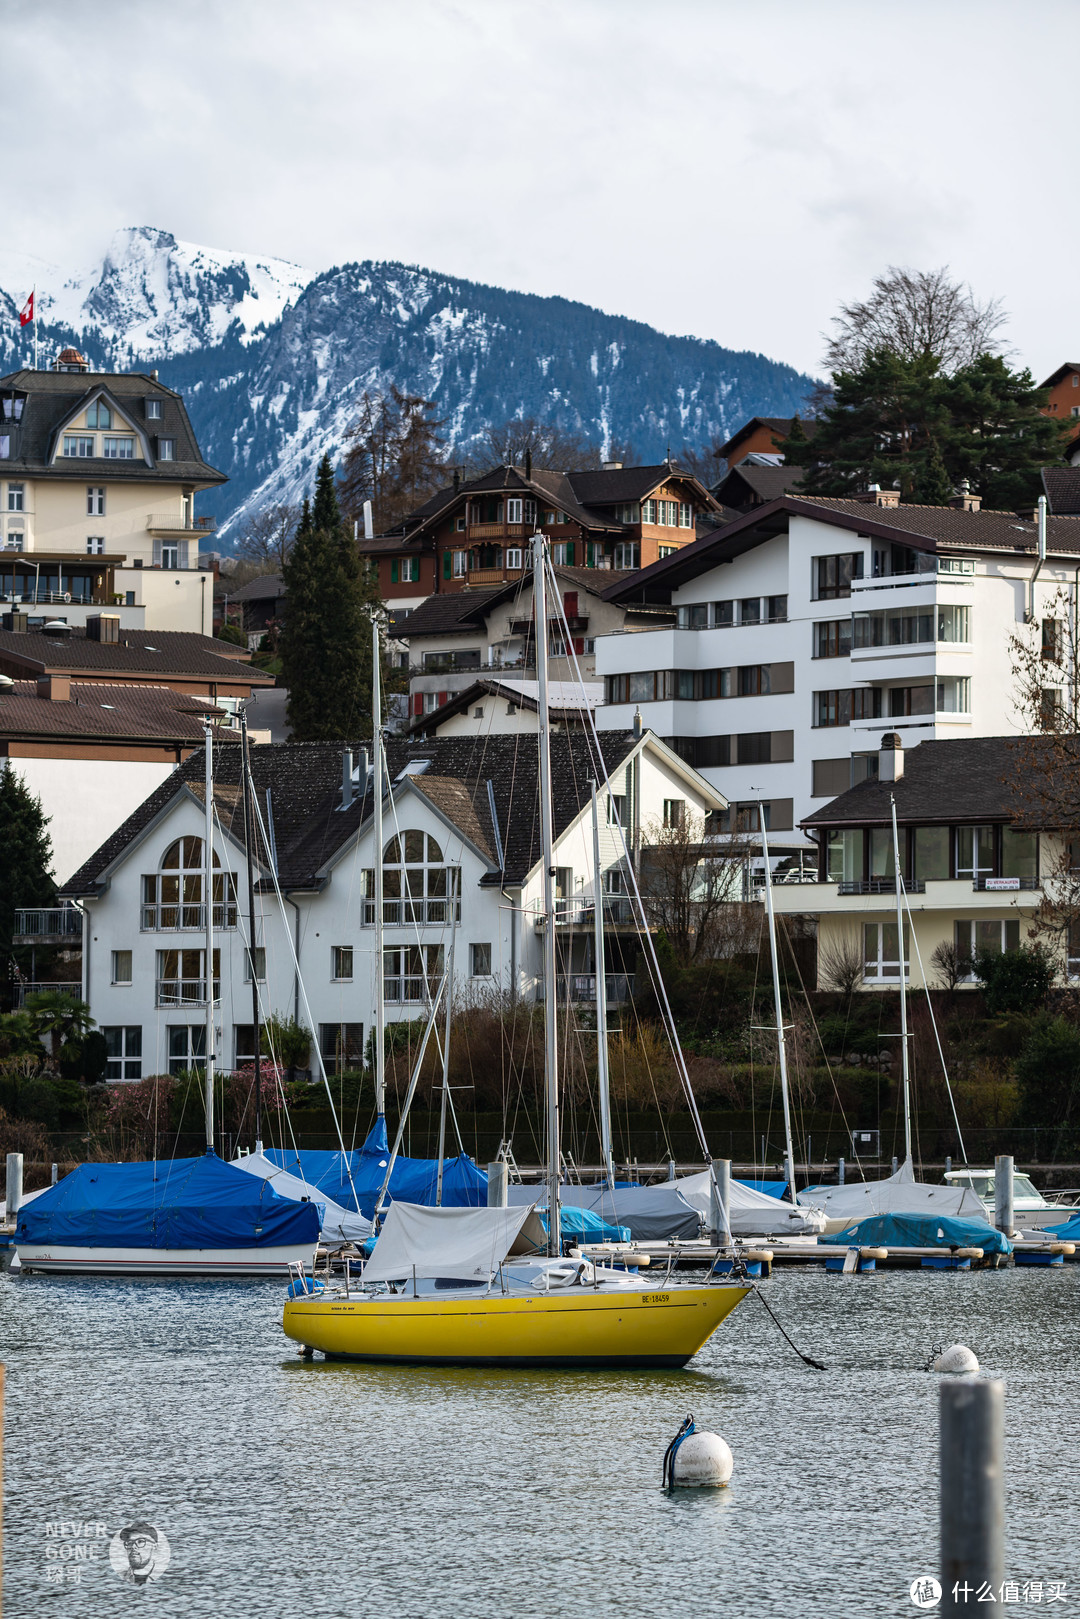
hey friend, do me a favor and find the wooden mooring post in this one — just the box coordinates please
[940,1378,1004,1614]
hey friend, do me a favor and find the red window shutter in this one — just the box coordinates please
[437,691,449,707]
[563,592,578,618]
[573,637,584,655]
[411,693,424,716]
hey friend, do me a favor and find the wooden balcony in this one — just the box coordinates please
[468,566,525,584]
[465,523,526,540]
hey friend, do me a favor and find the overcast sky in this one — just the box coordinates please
[6,0,1076,380]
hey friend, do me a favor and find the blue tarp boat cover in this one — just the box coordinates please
[16,1154,321,1250]
[821,1212,1011,1255]
[267,1120,487,1219]
[538,1206,632,1245]
[1042,1213,1080,1239]
[737,1179,789,1199]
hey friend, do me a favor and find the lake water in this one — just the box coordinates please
[3,1263,1079,1618]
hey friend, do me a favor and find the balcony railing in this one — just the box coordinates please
[971,876,1041,892]
[836,879,927,896]
[156,978,219,1008]
[13,907,82,941]
[13,980,80,1007]
[534,974,636,1005]
[142,904,238,931]
[384,975,442,1004]
[146,516,217,532]
[361,899,461,926]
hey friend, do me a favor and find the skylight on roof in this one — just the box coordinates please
[143,645,160,652]
[100,703,116,710]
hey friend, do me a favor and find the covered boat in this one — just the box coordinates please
[821,1211,1011,1256]
[506,1181,697,1241]
[266,1119,486,1219]
[797,1159,987,1224]
[233,1150,371,1245]
[657,1170,827,1236]
[16,1153,321,1276]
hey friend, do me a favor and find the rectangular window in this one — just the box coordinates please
[86,401,111,429]
[1001,827,1038,879]
[87,486,105,516]
[643,498,658,525]
[814,553,863,599]
[675,603,709,630]
[102,437,135,459]
[663,798,685,829]
[1041,618,1063,662]
[813,620,851,658]
[713,600,733,627]
[104,1026,142,1081]
[157,948,219,1004]
[812,758,852,799]
[7,483,24,512]
[244,947,266,982]
[613,543,639,569]
[913,826,950,882]
[956,826,996,880]
[554,868,574,900]
[863,921,909,980]
[0,437,8,459]
[767,595,788,622]
[814,689,852,728]
[505,547,523,569]
[826,828,864,884]
[888,684,936,717]
[935,677,971,714]
[938,605,970,643]
[956,918,1020,966]
[658,545,676,558]
[452,550,467,577]
[740,598,761,625]
[523,499,536,525]
[234,1025,257,1065]
[332,945,354,981]
[167,1024,207,1076]
[111,950,133,985]
[506,498,523,523]
[156,438,176,462]
[146,399,162,420]
[470,942,492,977]
[87,536,105,555]
[607,793,627,826]
[736,732,773,765]
[63,436,95,457]
[318,1022,364,1075]
[679,501,693,528]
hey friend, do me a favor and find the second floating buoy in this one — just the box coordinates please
[662,1413,733,1489]
[932,1343,979,1374]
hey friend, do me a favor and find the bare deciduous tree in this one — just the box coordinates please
[930,939,969,992]
[637,811,752,965]
[817,932,865,996]
[234,502,300,572]
[338,386,448,533]
[825,266,1007,376]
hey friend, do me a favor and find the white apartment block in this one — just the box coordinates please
[0,351,225,635]
[595,492,1079,847]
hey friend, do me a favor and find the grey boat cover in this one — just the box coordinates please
[507,1182,702,1240]
[663,1171,827,1236]
[796,1158,985,1222]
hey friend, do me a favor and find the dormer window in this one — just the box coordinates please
[103,437,135,460]
[0,393,25,422]
[157,438,176,462]
[64,435,95,458]
[86,401,112,429]
[146,399,163,420]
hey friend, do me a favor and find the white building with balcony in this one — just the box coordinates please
[0,352,225,634]
[60,732,724,1081]
[767,731,1065,991]
[595,491,1080,847]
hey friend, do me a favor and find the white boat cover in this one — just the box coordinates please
[661,1171,828,1236]
[363,1201,533,1283]
[796,1158,986,1221]
[233,1151,372,1245]
[506,1181,702,1240]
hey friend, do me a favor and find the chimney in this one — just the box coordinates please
[37,675,70,702]
[341,749,354,810]
[453,468,461,494]
[878,731,903,782]
[149,369,158,382]
[2,611,27,633]
[874,489,901,508]
[525,449,532,481]
[949,480,981,513]
[602,461,623,472]
[633,706,643,738]
[356,747,369,802]
[86,614,120,644]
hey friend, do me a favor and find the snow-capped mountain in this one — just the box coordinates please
[0,227,817,539]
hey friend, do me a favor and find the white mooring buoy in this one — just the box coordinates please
[933,1344,980,1375]
[662,1414,733,1489]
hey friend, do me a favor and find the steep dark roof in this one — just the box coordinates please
[61,731,642,897]
[716,416,818,460]
[390,589,504,637]
[604,493,1080,603]
[801,735,1034,828]
[0,368,226,486]
[1041,364,1080,388]
[1042,467,1080,516]
[713,462,805,509]
[227,573,284,602]
[0,681,230,745]
[563,463,711,506]
[0,627,273,684]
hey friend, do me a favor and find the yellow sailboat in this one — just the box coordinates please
[281,538,750,1369]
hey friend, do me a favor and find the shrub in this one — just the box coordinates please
[972,945,1054,1015]
[217,623,248,647]
[1014,1015,1080,1129]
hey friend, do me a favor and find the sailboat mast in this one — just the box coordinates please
[372,618,386,1119]
[758,805,797,1205]
[203,724,216,1154]
[534,533,561,1257]
[891,793,913,1163]
[591,780,615,1189]
[435,927,455,1205]
[240,707,262,1151]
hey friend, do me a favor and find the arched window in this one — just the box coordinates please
[368,830,459,925]
[142,837,237,930]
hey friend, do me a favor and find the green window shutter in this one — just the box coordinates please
[566,542,574,564]
[391,560,399,583]
[442,552,451,580]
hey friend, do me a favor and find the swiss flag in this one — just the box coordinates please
[19,292,33,327]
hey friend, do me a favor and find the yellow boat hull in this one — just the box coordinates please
[282,1284,750,1368]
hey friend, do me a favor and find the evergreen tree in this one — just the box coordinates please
[280,456,384,741]
[0,769,55,1003]
[912,435,953,505]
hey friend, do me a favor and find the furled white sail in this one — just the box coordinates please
[233,1150,372,1244]
[362,1201,533,1283]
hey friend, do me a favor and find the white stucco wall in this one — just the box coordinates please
[11,756,179,885]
